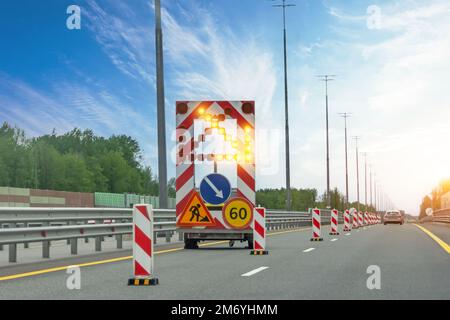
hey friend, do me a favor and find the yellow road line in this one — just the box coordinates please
[0,246,186,282]
[0,227,310,282]
[413,224,450,255]
[268,227,310,236]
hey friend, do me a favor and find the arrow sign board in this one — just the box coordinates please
[200,173,232,205]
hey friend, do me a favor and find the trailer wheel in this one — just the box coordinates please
[247,235,253,249]
[184,239,199,249]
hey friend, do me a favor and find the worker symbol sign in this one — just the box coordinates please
[178,192,215,227]
[200,173,231,205]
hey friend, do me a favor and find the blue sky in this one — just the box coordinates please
[1,0,450,214]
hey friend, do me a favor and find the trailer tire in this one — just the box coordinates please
[184,239,198,249]
[247,235,253,249]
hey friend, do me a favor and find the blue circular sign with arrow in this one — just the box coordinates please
[199,173,232,205]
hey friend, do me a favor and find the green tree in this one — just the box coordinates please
[0,122,162,196]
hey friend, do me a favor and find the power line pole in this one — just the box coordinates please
[339,112,351,207]
[272,0,296,211]
[352,136,360,212]
[318,75,336,208]
[363,152,368,212]
[369,165,373,211]
[155,0,168,208]
[373,180,378,212]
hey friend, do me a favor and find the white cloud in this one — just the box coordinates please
[317,0,450,213]
[160,2,279,182]
[0,72,158,165]
[84,0,155,84]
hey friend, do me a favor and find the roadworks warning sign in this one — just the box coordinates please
[178,192,216,227]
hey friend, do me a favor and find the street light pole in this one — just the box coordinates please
[369,165,373,211]
[273,0,296,210]
[353,136,360,212]
[318,75,336,208]
[373,180,378,212]
[339,113,351,207]
[363,153,368,212]
[154,0,168,208]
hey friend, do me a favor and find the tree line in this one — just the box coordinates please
[256,187,374,212]
[0,122,175,196]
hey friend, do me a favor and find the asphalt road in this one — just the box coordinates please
[0,223,449,300]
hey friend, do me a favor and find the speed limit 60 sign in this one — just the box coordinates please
[222,197,253,229]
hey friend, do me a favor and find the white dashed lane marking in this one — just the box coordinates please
[241,267,269,277]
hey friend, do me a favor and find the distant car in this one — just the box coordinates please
[383,210,404,225]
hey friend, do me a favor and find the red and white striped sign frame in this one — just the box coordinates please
[131,204,154,279]
[251,207,268,255]
[311,208,323,241]
[358,211,364,227]
[330,209,339,235]
[176,101,255,230]
[364,212,369,226]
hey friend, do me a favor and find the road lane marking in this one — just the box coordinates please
[413,224,450,255]
[330,238,338,242]
[302,248,315,253]
[241,266,269,277]
[0,227,311,282]
[345,233,351,236]
[0,245,187,282]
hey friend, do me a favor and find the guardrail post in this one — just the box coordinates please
[71,237,78,255]
[42,222,50,259]
[70,222,77,255]
[9,243,17,263]
[0,224,3,251]
[84,220,89,243]
[96,220,105,242]
[95,236,102,252]
[23,223,29,249]
[116,234,123,249]
[43,240,50,258]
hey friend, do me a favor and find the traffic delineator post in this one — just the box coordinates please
[343,209,351,232]
[311,208,323,241]
[250,207,268,255]
[352,209,359,229]
[329,209,340,235]
[128,204,159,286]
[358,211,364,228]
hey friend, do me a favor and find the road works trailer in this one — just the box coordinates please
[175,101,256,249]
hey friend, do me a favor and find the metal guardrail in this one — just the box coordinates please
[0,207,339,263]
[418,209,450,224]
